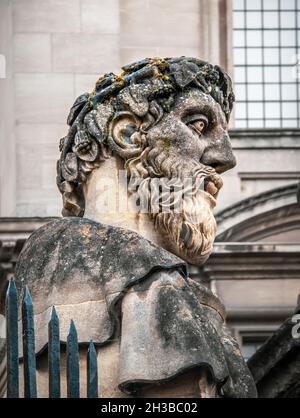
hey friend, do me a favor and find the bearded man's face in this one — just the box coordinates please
[57,56,236,265]
[127,87,236,265]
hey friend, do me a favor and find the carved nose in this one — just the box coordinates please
[201,135,236,174]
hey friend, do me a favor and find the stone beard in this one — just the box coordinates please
[11,57,257,398]
[126,134,221,265]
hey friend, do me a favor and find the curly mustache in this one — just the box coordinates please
[126,142,218,263]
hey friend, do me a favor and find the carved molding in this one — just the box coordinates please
[229,129,300,150]
[220,204,300,242]
[216,184,299,240]
[229,128,300,138]
[203,242,300,281]
[0,217,56,273]
[238,172,300,181]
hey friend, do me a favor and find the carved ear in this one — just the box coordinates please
[107,111,142,159]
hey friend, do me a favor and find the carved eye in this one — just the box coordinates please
[184,114,208,136]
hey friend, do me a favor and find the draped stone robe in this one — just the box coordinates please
[7,217,256,398]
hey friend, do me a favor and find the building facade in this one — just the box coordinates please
[0,0,299,365]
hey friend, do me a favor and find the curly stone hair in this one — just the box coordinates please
[57,56,235,217]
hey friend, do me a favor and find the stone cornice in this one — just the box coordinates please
[0,217,57,240]
[216,184,297,224]
[202,242,300,282]
[0,217,57,266]
[229,129,300,150]
[215,184,299,240]
[229,128,300,138]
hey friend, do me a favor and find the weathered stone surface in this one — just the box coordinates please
[57,56,236,265]
[9,56,257,398]
[12,217,186,351]
[12,217,256,397]
[248,299,300,398]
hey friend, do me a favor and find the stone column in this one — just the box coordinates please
[199,0,233,77]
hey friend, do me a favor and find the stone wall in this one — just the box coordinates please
[0,0,15,217]
[2,0,228,217]
[2,0,123,217]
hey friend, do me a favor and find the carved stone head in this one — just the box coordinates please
[57,57,236,265]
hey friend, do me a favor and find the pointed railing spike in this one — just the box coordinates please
[48,306,60,398]
[22,285,37,398]
[87,340,98,398]
[66,320,80,398]
[5,278,19,398]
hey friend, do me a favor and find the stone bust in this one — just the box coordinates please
[57,56,236,266]
[12,57,256,398]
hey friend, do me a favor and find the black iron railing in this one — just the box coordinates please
[5,278,98,398]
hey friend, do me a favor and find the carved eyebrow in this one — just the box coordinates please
[181,105,216,124]
[183,113,209,125]
[181,106,204,118]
